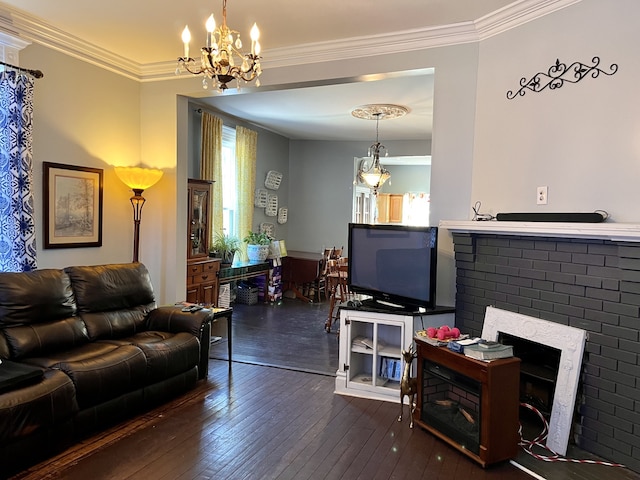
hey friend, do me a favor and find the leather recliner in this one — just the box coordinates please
[0,262,213,476]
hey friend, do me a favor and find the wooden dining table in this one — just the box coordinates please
[281,250,323,303]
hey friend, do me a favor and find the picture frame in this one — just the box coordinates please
[43,162,103,248]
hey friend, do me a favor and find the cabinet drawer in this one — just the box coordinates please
[203,261,220,274]
[188,263,203,275]
[189,273,216,285]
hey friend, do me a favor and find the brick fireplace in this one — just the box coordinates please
[442,220,640,472]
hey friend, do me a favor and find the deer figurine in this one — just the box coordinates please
[398,345,418,428]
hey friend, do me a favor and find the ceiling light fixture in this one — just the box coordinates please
[352,104,408,194]
[177,0,262,92]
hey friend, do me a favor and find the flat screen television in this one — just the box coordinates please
[347,223,438,312]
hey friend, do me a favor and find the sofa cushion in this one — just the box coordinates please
[105,331,201,383]
[2,317,89,360]
[25,343,147,410]
[65,263,156,340]
[76,307,151,341]
[0,369,78,442]
[0,269,76,327]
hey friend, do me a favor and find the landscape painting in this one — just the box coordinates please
[43,162,103,248]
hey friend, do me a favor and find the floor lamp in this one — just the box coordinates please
[114,166,164,262]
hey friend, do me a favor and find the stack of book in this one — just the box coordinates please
[463,341,513,360]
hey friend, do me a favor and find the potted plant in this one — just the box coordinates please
[210,232,240,266]
[243,230,272,264]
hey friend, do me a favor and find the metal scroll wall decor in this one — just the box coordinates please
[507,56,618,99]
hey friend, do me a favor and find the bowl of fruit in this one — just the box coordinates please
[416,325,467,344]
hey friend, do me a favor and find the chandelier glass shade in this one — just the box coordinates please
[361,162,391,192]
[177,0,262,92]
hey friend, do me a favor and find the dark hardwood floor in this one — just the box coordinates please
[12,359,533,480]
[208,297,338,375]
[9,298,640,480]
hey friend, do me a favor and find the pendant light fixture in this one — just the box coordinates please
[352,104,408,194]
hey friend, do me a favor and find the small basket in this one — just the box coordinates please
[265,194,278,216]
[254,188,268,207]
[236,285,259,305]
[265,170,283,190]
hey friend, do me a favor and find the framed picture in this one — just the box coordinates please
[43,162,103,248]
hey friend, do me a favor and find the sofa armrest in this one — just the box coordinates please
[147,306,213,337]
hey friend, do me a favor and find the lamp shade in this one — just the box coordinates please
[362,167,390,189]
[115,166,164,191]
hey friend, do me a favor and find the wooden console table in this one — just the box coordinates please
[218,262,269,285]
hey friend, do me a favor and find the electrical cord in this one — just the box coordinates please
[518,402,625,467]
[472,201,495,221]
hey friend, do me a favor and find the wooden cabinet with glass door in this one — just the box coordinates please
[187,179,220,305]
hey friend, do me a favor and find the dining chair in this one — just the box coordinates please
[325,257,350,333]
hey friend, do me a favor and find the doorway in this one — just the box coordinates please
[352,155,432,225]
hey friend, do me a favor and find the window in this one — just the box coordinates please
[221,125,237,237]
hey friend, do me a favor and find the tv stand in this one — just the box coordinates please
[335,305,455,403]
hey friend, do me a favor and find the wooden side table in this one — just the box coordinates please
[201,307,233,377]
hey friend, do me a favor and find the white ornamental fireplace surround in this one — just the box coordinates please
[482,306,586,456]
[441,220,640,468]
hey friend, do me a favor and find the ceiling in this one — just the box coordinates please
[1,1,551,141]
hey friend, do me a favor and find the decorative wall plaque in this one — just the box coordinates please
[507,56,618,99]
[265,170,283,190]
[254,188,268,207]
[277,207,288,224]
[265,194,278,216]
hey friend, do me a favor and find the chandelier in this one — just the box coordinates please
[352,104,408,194]
[177,0,262,92]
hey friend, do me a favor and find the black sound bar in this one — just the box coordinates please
[495,212,606,223]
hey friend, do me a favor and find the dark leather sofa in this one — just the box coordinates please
[0,262,213,476]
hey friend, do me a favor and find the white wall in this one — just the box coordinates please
[22,43,140,269]
[473,0,640,222]
[19,39,479,306]
[13,9,492,309]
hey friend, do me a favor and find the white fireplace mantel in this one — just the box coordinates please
[440,220,640,243]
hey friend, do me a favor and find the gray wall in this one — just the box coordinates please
[286,140,429,255]
[379,164,431,195]
[188,104,291,240]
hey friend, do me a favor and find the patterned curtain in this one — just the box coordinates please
[0,70,37,272]
[235,126,257,262]
[200,112,223,246]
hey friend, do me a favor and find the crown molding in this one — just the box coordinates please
[0,0,581,83]
[475,0,581,39]
[1,6,142,80]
